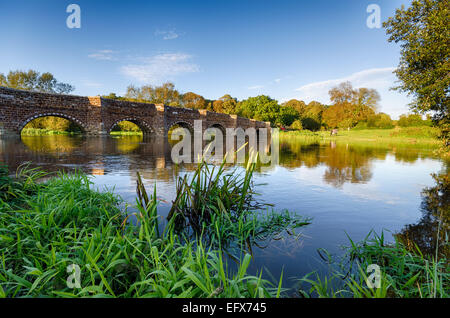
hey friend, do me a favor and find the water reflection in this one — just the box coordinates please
[0,135,442,190]
[279,139,438,188]
[395,172,449,258]
[0,134,446,293]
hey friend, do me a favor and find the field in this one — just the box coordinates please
[280,127,442,148]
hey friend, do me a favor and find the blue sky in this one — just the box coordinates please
[0,0,413,118]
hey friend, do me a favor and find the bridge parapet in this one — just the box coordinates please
[0,86,270,137]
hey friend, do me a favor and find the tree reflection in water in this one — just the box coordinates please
[395,172,449,258]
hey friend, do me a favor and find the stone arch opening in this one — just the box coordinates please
[20,113,86,134]
[109,118,153,135]
[167,121,194,146]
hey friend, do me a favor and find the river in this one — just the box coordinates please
[0,134,446,295]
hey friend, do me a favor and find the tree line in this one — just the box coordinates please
[103,81,432,131]
[0,69,435,133]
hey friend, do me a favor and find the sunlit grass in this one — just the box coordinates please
[281,127,441,148]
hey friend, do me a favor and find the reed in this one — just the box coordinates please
[298,231,449,298]
[0,163,279,297]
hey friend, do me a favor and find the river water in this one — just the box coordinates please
[0,134,446,294]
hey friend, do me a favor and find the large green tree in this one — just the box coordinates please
[0,70,74,94]
[237,95,280,125]
[383,0,449,122]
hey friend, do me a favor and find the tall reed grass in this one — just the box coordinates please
[0,163,281,297]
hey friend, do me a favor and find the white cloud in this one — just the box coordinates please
[293,67,412,119]
[248,85,264,90]
[88,50,117,61]
[274,78,281,83]
[155,29,180,40]
[121,53,199,83]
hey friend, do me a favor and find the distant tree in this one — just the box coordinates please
[213,94,237,114]
[324,82,379,128]
[125,82,181,105]
[398,114,433,127]
[237,95,280,125]
[290,119,303,130]
[282,99,307,117]
[384,0,449,122]
[278,106,299,127]
[367,113,394,129]
[301,101,325,130]
[182,92,207,109]
[0,69,74,94]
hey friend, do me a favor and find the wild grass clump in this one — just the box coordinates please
[166,157,310,250]
[0,164,278,297]
[299,231,449,298]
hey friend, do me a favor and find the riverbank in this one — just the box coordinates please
[280,127,442,148]
[20,129,143,136]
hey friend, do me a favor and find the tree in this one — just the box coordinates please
[213,94,237,114]
[383,0,449,122]
[302,101,325,131]
[182,92,207,109]
[323,82,379,128]
[237,95,280,125]
[0,70,74,94]
[278,106,299,127]
[282,99,307,117]
[290,119,303,130]
[125,82,181,105]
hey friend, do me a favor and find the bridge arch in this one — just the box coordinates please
[167,120,194,134]
[108,117,154,134]
[19,112,87,133]
[207,123,226,134]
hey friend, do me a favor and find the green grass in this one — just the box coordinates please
[298,231,449,298]
[0,165,265,297]
[20,128,81,136]
[0,163,284,298]
[281,127,441,148]
[110,131,143,136]
[167,157,310,252]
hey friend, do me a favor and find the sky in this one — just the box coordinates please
[0,0,413,119]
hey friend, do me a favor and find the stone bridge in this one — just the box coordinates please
[0,86,271,137]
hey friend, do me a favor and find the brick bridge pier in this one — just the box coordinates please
[0,87,271,137]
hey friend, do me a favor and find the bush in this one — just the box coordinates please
[290,120,303,130]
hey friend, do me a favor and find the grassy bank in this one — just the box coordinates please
[0,161,297,297]
[281,127,441,148]
[110,131,143,136]
[20,128,81,136]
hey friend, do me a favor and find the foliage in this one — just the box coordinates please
[22,116,83,134]
[322,82,379,129]
[167,157,310,250]
[182,92,207,109]
[299,232,449,298]
[383,0,449,122]
[397,114,433,127]
[237,95,280,125]
[0,69,74,94]
[0,165,278,298]
[278,106,300,127]
[111,121,142,133]
[124,82,182,106]
[290,120,303,131]
[213,95,238,114]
